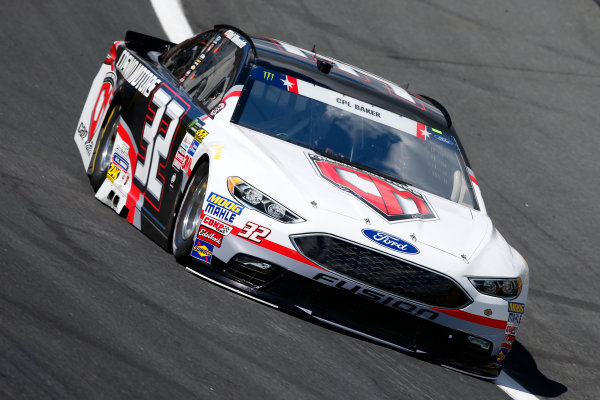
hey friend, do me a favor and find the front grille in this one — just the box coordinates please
[291,234,471,308]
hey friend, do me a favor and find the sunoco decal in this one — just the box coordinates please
[191,239,214,264]
[362,229,419,254]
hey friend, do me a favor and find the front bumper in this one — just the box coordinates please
[187,254,503,378]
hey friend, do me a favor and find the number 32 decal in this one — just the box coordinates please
[135,85,190,210]
[237,222,271,243]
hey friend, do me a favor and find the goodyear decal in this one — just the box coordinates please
[204,192,244,223]
[191,239,214,264]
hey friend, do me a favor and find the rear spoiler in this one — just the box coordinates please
[124,31,175,54]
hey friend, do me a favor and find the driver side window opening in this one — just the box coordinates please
[161,30,244,111]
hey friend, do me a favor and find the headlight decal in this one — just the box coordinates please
[469,277,522,300]
[227,176,304,223]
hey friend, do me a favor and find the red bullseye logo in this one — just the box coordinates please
[310,154,435,222]
[89,77,115,141]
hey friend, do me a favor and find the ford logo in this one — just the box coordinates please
[361,229,419,254]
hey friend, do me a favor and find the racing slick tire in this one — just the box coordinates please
[89,106,120,192]
[172,160,209,261]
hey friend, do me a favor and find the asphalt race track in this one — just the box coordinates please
[1,1,599,399]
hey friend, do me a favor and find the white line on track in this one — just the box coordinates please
[149,0,193,42]
[495,371,540,400]
[149,2,540,400]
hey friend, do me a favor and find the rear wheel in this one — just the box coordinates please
[89,107,120,192]
[172,161,209,261]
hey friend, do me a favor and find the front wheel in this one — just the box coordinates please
[89,106,120,192]
[172,161,209,261]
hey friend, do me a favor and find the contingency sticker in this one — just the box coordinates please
[197,226,223,248]
[496,302,525,366]
[201,214,233,236]
[204,192,244,224]
[191,239,214,264]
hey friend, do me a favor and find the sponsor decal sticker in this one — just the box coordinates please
[204,192,244,223]
[508,302,525,314]
[197,226,223,247]
[310,154,435,222]
[495,346,510,366]
[115,50,161,97]
[112,152,129,172]
[78,122,88,140]
[508,312,523,325]
[106,164,121,183]
[187,117,203,134]
[187,139,199,156]
[252,68,298,94]
[173,151,186,170]
[194,128,209,143]
[505,324,519,335]
[362,229,419,254]
[416,123,458,151]
[224,29,247,48]
[503,334,515,348]
[209,102,225,117]
[77,122,93,155]
[173,133,195,171]
[191,239,214,264]
[201,215,233,235]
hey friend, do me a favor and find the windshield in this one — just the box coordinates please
[235,67,476,208]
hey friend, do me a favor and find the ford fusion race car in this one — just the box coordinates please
[74,25,528,378]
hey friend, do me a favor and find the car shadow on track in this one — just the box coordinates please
[300,313,567,396]
[502,341,567,397]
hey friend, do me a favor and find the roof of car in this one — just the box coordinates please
[250,37,450,130]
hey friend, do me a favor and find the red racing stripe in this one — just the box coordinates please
[230,225,324,270]
[222,90,241,102]
[431,307,507,330]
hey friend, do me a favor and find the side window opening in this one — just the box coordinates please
[161,30,245,111]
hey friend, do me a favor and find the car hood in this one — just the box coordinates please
[224,125,492,260]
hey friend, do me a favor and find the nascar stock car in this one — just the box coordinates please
[74,25,528,378]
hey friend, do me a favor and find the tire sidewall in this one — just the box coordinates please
[172,161,209,261]
[89,106,120,192]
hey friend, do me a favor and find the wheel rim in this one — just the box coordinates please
[99,120,118,172]
[172,164,208,255]
[181,179,206,240]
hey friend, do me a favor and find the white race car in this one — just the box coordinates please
[74,25,528,378]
